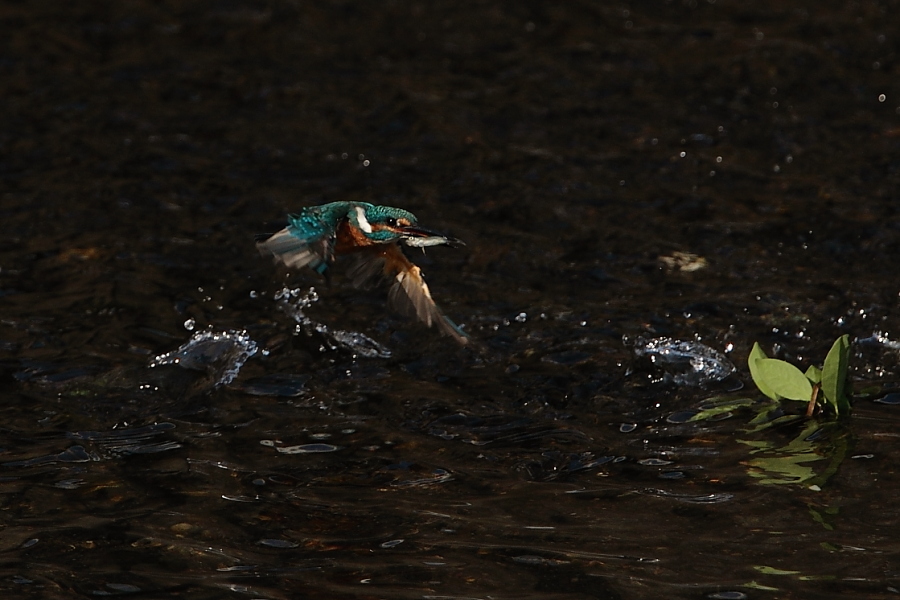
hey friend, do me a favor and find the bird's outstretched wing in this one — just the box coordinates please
[256,208,338,276]
[347,244,469,345]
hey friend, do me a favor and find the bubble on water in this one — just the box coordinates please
[515,312,527,323]
[709,592,748,600]
[150,329,258,387]
[632,336,735,387]
[666,410,700,424]
[261,442,342,454]
[183,318,195,331]
[249,290,258,298]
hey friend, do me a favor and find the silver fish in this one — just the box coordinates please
[402,234,465,248]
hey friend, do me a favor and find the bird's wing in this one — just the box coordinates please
[256,209,337,276]
[346,244,469,345]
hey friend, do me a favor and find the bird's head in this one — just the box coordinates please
[351,204,463,247]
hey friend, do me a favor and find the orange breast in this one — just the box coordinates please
[335,220,374,254]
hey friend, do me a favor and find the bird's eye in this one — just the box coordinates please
[386,218,397,227]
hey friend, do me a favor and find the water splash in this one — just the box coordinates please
[632,336,735,386]
[857,329,900,350]
[275,286,391,358]
[150,329,258,387]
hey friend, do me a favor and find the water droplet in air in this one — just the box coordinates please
[632,336,735,387]
[150,329,258,387]
[183,319,195,331]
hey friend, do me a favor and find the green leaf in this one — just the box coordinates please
[748,342,778,401]
[821,335,851,416]
[755,359,813,402]
[804,365,822,384]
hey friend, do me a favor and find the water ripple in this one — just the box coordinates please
[639,488,735,504]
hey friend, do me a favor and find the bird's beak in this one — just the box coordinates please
[398,225,465,248]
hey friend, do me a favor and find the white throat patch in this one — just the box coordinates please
[355,206,373,233]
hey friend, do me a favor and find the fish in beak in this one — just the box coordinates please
[398,225,465,248]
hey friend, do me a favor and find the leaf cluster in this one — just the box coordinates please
[748,335,851,418]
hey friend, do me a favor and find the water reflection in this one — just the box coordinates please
[3,0,900,598]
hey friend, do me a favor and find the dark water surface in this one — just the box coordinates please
[3,1,900,598]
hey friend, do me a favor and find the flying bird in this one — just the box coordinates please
[257,201,468,345]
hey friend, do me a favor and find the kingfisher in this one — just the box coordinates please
[257,201,469,345]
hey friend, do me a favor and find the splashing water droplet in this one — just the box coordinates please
[275,286,390,358]
[150,329,258,387]
[632,336,735,386]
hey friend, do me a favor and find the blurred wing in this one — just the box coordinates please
[347,245,469,345]
[257,211,337,275]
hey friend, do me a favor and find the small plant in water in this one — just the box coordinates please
[748,335,851,418]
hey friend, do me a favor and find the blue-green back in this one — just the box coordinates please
[286,202,418,243]
[285,202,368,241]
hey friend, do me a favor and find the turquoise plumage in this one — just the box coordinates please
[258,202,468,345]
